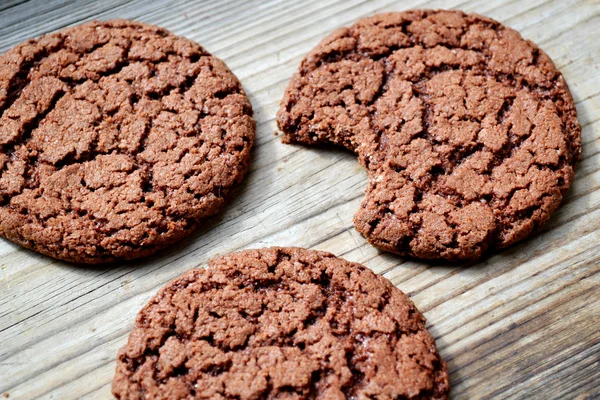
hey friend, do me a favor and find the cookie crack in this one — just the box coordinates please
[0,39,65,116]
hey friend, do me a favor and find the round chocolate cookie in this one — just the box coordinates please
[277,10,580,260]
[113,247,449,399]
[0,20,254,263]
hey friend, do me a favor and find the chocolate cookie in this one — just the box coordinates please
[0,20,254,263]
[277,10,580,260]
[113,247,449,399]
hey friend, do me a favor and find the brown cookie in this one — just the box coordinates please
[112,247,449,399]
[277,10,580,260]
[0,20,254,263]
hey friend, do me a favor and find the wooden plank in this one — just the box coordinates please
[0,0,598,399]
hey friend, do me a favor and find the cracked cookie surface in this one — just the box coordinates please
[277,10,580,260]
[0,19,254,263]
[112,247,449,400]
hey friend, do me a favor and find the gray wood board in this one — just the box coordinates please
[0,0,599,398]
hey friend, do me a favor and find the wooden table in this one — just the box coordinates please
[0,0,598,398]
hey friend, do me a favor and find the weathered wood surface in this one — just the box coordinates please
[0,0,598,398]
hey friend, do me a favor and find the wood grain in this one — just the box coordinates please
[0,0,598,399]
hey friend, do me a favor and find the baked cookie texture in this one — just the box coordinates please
[113,247,449,399]
[0,20,254,263]
[277,10,580,260]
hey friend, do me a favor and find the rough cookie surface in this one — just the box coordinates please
[113,247,449,399]
[0,20,254,263]
[277,10,580,260]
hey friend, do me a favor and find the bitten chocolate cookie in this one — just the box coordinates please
[277,10,580,260]
[0,20,254,263]
[113,247,449,399]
